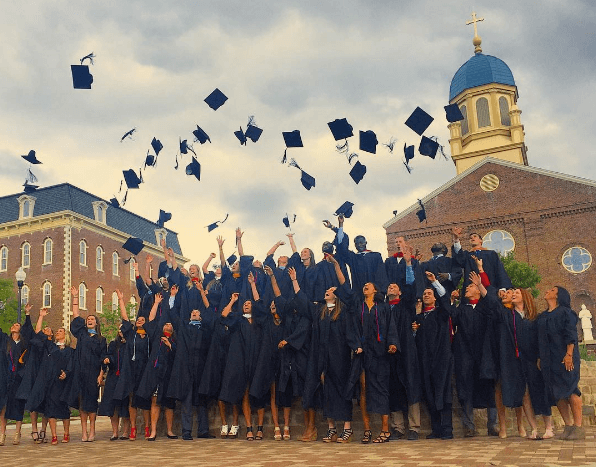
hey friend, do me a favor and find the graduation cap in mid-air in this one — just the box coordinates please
[71,52,94,89]
[328,118,354,141]
[418,136,439,159]
[122,237,144,256]
[122,169,142,189]
[405,107,434,135]
[359,130,378,154]
[151,137,163,156]
[23,181,38,193]
[21,150,41,164]
[227,253,238,266]
[282,213,297,229]
[192,126,211,144]
[120,128,136,142]
[185,157,201,181]
[179,138,196,156]
[204,88,228,110]
[288,159,315,190]
[281,130,303,163]
[334,201,354,219]
[444,103,465,123]
[416,199,427,223]
[206,214,229,232]
[234,127,247,145]
[349,160,367,184]
[157,210,172,228]
[144,151,156,169]
[109,197,120,208]
[403,143,415,173]
[245,124,263,143]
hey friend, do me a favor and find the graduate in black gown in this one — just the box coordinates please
[538,286,584,440]
[337,278,398,444]
[167,279,215,440]
[386,249,422,441]
[27,322,74,445]
[413,279,453,439]
[263,240,294,304]
[202,252,225,313]
[0,307,33,446]
[385,235,420,291]
[312,241,351,303]
[65,286,106,442]
[217,231,255,311]
[135,290,178,441]
[415,242,462,299]
[286,233,318,301]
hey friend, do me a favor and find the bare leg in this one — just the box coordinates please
[514,407,526,437]
[80,410,88,441]
[165,408,175,436]
[88,413,97,440]
[241,389,252,430]
[15,421,22,435]
[232,404,239,426]
[284,407,291,427]
[257,408,265,426]
[381,414,390,432]
[150,396,160,438]
[121,417,130,437]
[308,409,316,433]
[556,399,573,426]
[129,405,137,432]
[41,416,48,436]
[110,414,119,438]
[49,418,57,440]
[360,372,371,431]
[63,419,70,438]
[143,409,150,429]
[495,382,507,438]
[270,384,279,428]
[218,400,227,425]
[31,411,38,434]
[301,410,310,439]
[543,415,554,438]
[522,390,537,436]
[0,406,7,435]
[569,394,583,427]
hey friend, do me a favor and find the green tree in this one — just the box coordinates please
[0,279,18,332]
[499,252,542,297]
[99,300,136,342]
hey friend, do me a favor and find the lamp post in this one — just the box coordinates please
[15,267,26,324]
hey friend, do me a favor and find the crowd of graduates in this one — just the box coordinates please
[0,219,585,447]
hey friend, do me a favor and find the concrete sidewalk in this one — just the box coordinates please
[0,419,594,467]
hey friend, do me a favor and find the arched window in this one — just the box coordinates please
[97,205,104,223]
[0,246,7,272]
[482,230,515,255]
[499,96,511,126]
[21,285,29,305]
[96,246,104,271]
[23,200,30,218]
[22,242,31,268]
[149,264,154,279]
[96,287,103,312]
[112,291,119,312]
[460,105,469,136]
[43,238,53,265]
[129,296,137,319]
[43,281,52,307]
[112,252,119,276]
[129,258,136,281]
[18,195,36,219]
[79,240,87,266]
[476,97,491,128]
[79,283,87,310]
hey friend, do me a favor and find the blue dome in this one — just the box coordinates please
[449,53,515,101]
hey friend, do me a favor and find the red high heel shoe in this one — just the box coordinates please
[144,427,151,439]
[130,427,137,441]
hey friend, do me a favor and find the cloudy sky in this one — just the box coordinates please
[1,0,595,265]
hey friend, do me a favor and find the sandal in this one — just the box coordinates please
[542,428,555,439]
[51,436,58,445]
[274,426,282,441]
[130,427,137,441]
[31,431,40,444]
[39,430,47,443]
[255,425,263,441]
[361,429,372,444]
[323,427,338,443]
[144,427,151,439]
[373,431,391,443]
[220,424,229,438]
[337,428,353,443]
[283,426,291,441]
[246,426,254,441]
[62,434,70,443]
[228,425,239,439]
[528,429,541,440]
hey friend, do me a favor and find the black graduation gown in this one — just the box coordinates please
[388,284,421,412]
[203,272,224,313]
[336,231,389,295]
[415,255,462,299]
[135,276,155,320]
[263,255,295,302]
[312,259,351,303]
[523,319,551,416]
[27,344,74,419]
[98,339,130,416]
[167,307,214,406]
[452,246,512,291]
[135,319,177,407]
[414,300,453,412]
[442,295,496,409]
[218,303,263,405]
[121,320,150,398]
[0,331,9,411]
[288,252,318,301]
[385,255,420,292]
[339,288,399,415]
[16,330,52,404]
[219,256,254,311]
[64,317,107,412]
[537,306,581,403]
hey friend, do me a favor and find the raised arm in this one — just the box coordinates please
[286,233,297,254]
[160,238,171,268]
[145,254,153,285]
[264,266,282,298]
[469,271,488,297]
[326,254,345,285]
[168,247,178,272]
[221,293,239,318]
[202,252,217,275]
[236,228,245,257]
[148,293,163,322]
[116,289,129,322]
[35,306,47,333]
[247,272,260,301]
[288,267,300,294]
[266,240,285,258]
[70,286,79,318]
[196,280,210,309]
[217,236,226,271]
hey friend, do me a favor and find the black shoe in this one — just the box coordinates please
[196,433,215,439]
[147,437,156,441]
[166,434,178,439]
[441,433,454,440]
[487,427,499,437]
[392,430,406,440]
[407,430,419,441]
[109,436,118,441]
[426,432,441,439]
[464,428,477,438]
[182,434,193,441]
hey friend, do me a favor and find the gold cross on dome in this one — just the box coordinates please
[466,11,484,38]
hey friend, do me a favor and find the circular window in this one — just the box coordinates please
[562,247,592,274]
[482,230,515,255]
[480,174,500,192]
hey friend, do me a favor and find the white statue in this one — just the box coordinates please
[579,304,594,342]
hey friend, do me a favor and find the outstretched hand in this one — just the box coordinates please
[264,265,274,277]
[217,236,225,247]
[288,267,297,281]
[425,271,436,282]
[469,271,482,288]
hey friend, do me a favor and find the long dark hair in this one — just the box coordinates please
[320,297,342,321]
[87,314,102,338]
[555,286,571,308]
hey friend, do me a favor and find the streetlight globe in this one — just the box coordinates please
[15,267,26,283]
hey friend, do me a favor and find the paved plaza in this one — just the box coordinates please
[0,419,594,467]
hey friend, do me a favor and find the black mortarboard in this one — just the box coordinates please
[123,169,142,189]
[444,103,464,123]
[300,171,316,190]
[283,130,303,148]
[179,138,196,156]
[151,137,163,155]
[120,128,136,142]
[204,88,228,110]
[21,150,41,164]
[418,136,439,159]
[234,127,247,145]
[416,199,427,223]
[145,152,156,169]
[245,124,263,143]
[405,107,434,135]
[359,130,378,154]
[282,213,296,229]
[328,118,353,141]
[71,65,93,89]
[334,201,354,218]
[109,197,120,208]
[157,210,172,228]
[403,143,414,173]
[23,181,38,193]
[192,126,211,144]
[122,237,144,255]
[349,161,366,184]
[227,254,237,266]
[185,157,201,181]
[206,214,229,232]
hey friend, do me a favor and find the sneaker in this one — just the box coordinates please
[182,433,193,441]
[407,430,419,441]
[464,428,477,438]
[392,430,406,440]
[559,425,574,440]
[565,426,586,441]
